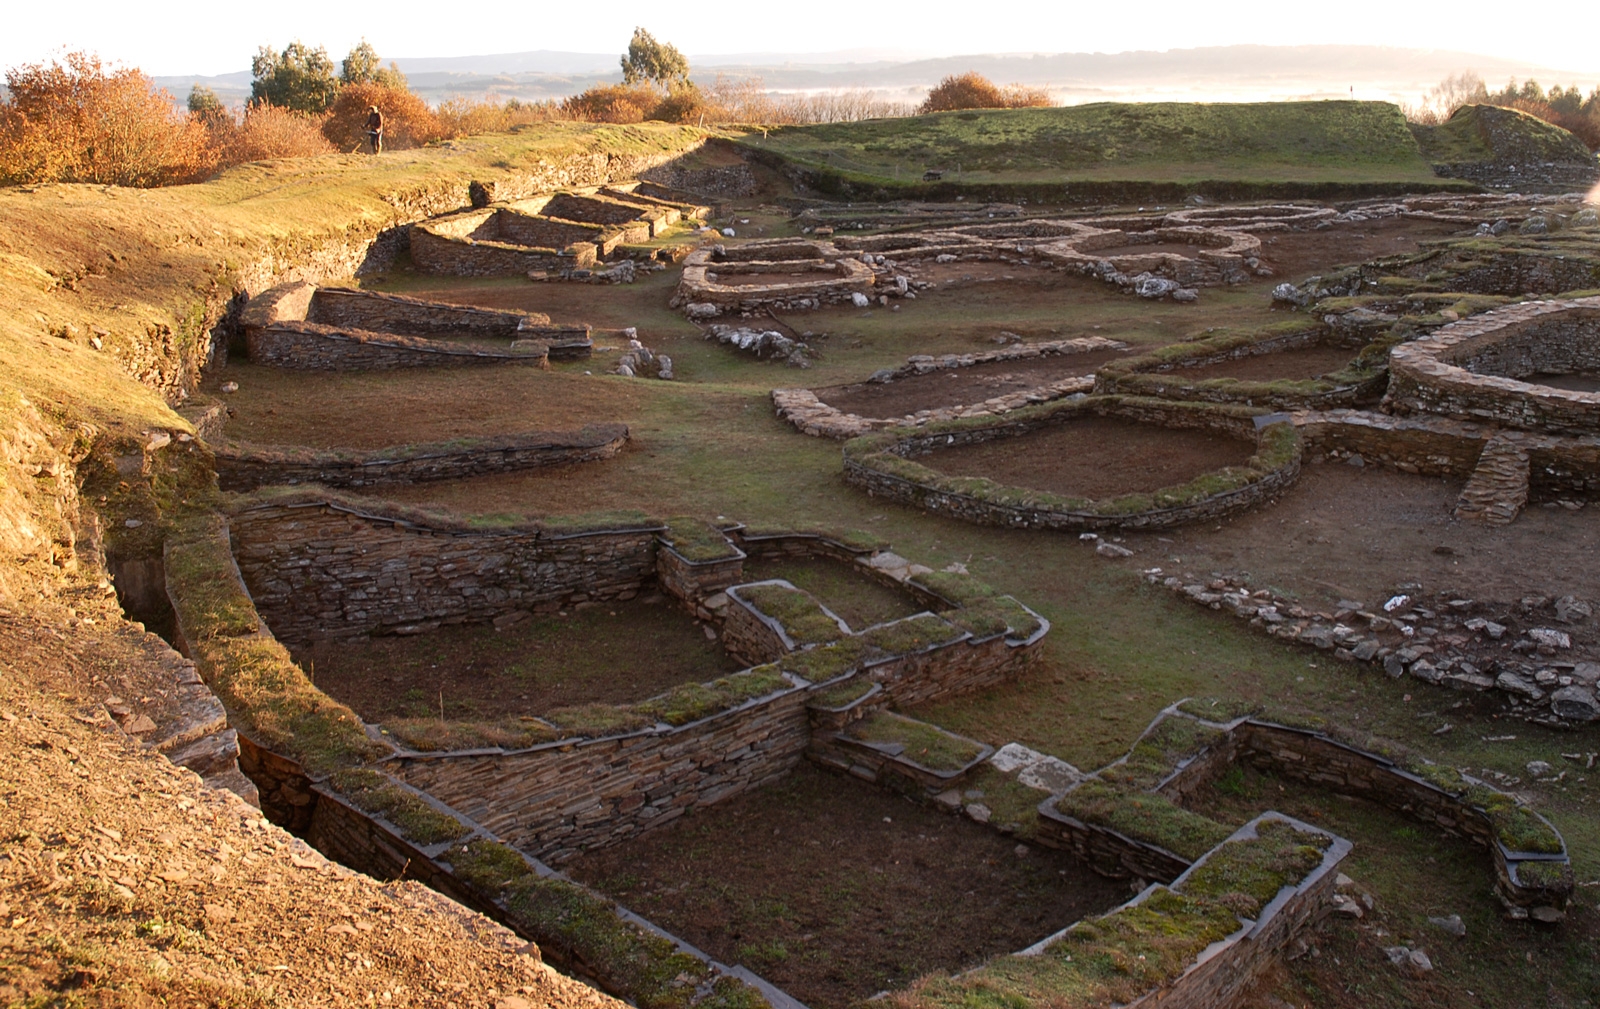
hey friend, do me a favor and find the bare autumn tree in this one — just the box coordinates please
[0,51,213,186]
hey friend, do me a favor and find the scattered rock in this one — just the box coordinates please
[1529,628,1572,649]
[1428,914,1466,937]
[1550,686,1600,722]
[1095,542,1134,559]
[851,292,872,308]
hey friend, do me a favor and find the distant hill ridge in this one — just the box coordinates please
[153,43,1597,108]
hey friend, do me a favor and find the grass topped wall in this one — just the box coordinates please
[162,505,776,1009]
[1092,319,1389,409]
[843,395,1302,531]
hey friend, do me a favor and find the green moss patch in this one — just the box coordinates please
[861,614,966,655]
[1175,697,1261,723]
[636,666,792,726]
[162,514,258,637]
[907,569,999,607]
[1463,786,1564,855]
[810,674,877,710]
[166,516,384,776]
[326,768,470,845]
[1101,716,1224,790]
[781,637,872,684]
[736,582,845,647]
[382,717,557,753]
[849,711,986,771]
[544,703,658,738]
[662,516,742,562]
[1514,860,1573,889]
[1056,779,1233,861]
[1179,819,1329,916]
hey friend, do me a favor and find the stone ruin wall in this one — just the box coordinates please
[1386,299,1600,435]
[215,425,631,492]
[245,325,550,371]
[305,288,529,339]
[228,501,658,642]
[239,281,552,371]
[394,685,814,863]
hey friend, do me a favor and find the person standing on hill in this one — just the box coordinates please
[364,105,384,154]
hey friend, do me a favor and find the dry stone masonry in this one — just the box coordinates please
[774,337,1127,439]
[240,281,595,368]
[411,184,708,278]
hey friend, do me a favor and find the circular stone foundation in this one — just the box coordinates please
[1385,296,1600,434]
[842,397,1301,531]
[673,239,876,314]
[1037,226,1260,287]
[1164,204,1338,231]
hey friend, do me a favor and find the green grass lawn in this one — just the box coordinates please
[738,101,1453,191]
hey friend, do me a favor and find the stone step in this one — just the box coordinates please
[1454,434,1531,525]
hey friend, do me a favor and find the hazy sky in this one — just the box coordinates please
[6,0,1599,79]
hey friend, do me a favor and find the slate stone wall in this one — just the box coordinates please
[228,501,659,642]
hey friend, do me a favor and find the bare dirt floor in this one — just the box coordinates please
[208,361,648,451]
[925,416,1257,500]
[296,593,740,723]
[1165,343,1362,381]
[1127,460,1600,611]
[563,761,1126,1009]
[813,347,1130,417]
[1250,217,1472,278]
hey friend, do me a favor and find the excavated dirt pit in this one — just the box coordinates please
[739,555,927,632]
[208,363,642,450]
[1164,344,1360,382]
[1131,461,1600,610]
[565,761,1125,1009]
[925,416,1256,500]
[295,593,740,723]
[814,349,1130,417]
[1253,218,1470,277]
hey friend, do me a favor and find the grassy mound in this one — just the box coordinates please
[738,101,1456,199]
[1413,103,1596,169]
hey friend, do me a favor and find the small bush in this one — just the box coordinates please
[561,84,663,124]
[0,51,213,187]
[323,82,442,152]
[435,96,559,137]
[918,72,1052,114]
[210,102,335,166]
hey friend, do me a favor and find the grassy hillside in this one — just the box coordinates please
[738,100,1465,199]
[1412,102,1597,166]
[0,122,708,574]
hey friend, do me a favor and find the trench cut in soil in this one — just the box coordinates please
[1164,344,1360,382]
[564,762,1126,1009]
[924,415,1257,500]
[297,594,740,724]
[814,349,1130,417]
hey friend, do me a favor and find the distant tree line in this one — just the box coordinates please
[1411,71,1600,150]
[0,27,1062,189]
